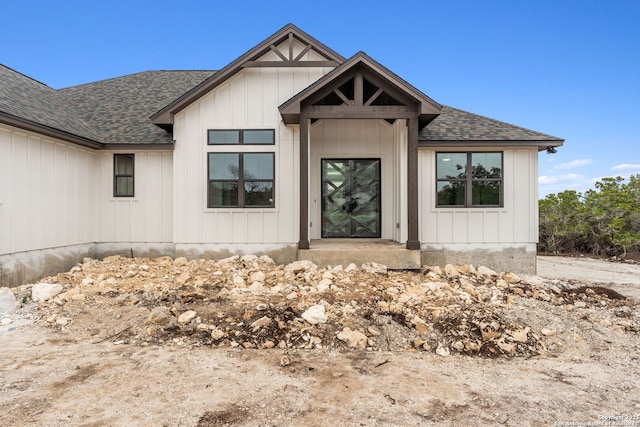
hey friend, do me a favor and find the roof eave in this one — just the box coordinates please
[418,139,565,150]
[102,142,175,150]
[0,112,104,149]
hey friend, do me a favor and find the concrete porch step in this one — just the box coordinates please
[298,239,421,270]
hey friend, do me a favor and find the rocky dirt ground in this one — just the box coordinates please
[1,255,639,426]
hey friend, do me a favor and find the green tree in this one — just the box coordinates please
[539,190,586,253]
[541,175,640,257]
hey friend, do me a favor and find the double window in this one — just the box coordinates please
[436,152,503,207]
[207,129,275,208]
[114,154,134,197]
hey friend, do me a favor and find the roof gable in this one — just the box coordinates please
[151,24,345,126]
[279,51,442,126]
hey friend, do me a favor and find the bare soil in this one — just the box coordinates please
[1,255,639,427]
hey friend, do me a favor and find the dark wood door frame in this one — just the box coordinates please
[298,113,420,250]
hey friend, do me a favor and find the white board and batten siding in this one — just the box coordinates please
[308,118,401,240]
[418,147,539,245]
[0,124,98,255]
[173,54,334,246]
[96,151,173,245]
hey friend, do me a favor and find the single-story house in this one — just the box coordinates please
[0,24,563,286]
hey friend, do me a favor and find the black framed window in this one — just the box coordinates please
[114,154,134,197]
[207,129,274,145]
[436,152,503,207]
[208,153,274,208]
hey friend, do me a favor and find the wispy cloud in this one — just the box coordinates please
[539,173,585,185]
[554,159,592,170]
[538,173,594,197]
[610,163,640,172]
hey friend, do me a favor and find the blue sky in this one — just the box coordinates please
[2,0,639,198]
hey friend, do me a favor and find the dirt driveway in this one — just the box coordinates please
[537,255,640,299]
[1,256,639,427]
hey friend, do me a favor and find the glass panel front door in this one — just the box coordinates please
[321,159,381,238]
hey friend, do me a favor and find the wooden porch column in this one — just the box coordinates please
[298,113,310,249]
[406,115,420,250]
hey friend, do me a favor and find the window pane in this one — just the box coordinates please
[472,181,501,205]
[243,153,273,179]
[437,181,465,206]
[243,130,274,144]
[115,155,134,175]
[208,130,240,144]
[437,153,466,179]
[209,181,238,206]
[244,181,273,206]
[115,177,134,197]
[472,153,502,178]
[209,153,239,179]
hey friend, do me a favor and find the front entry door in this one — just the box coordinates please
[321,159,381,238]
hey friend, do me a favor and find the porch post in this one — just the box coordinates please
[406,115,420,250]
[298,113,310,249]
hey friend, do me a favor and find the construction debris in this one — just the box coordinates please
[5,254,638,358]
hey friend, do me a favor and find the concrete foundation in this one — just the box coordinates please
[421,243,537,274]
[299,239,421,269]
[0,244,96,288]
[175,243,298,265]
[94,242,176,260]
[1,240,537,288]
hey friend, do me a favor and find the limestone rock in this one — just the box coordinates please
[477,266,498,278]
[301,305,328,325]
[258,255,276,264]
[444,264,460,279]
[361,262,388,275]
[284,260,317,273]
[317,278,332,293]
[344,263,358,272]
[173,257,188,266]
[146,306,173,326]
[211,329,225,340]
[0,287,18,314]
[250,316,272,331]
[337,327,368,349]
[436,344,451,357]
[31,283,64,302]
[509,328,529,343]
[178,310,197,325]
[250,271,266,283]
[175,273,191,285]
[502,271,522,284]
[218,255,239,264]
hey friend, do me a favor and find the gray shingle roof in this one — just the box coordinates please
[0,65,100,141]
[2,63,561,147]
[419,105,563,142]
[60,70,215,145]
